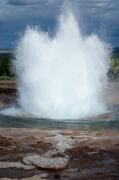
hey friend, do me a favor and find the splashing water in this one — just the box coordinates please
[1,9,111,119]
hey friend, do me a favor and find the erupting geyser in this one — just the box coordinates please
[1,7,111,119]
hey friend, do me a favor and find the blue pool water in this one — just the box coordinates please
[0,104,119,130]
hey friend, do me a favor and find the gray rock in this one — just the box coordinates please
[0,174,48,180]
[23,155,68,169]
[0,161,35,170]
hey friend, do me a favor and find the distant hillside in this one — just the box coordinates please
[0,47,119,60]
[0,49,13,54]
[0,49,14,60]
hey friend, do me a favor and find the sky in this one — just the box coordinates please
[0,0,119,49]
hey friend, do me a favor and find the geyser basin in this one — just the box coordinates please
[1,7,111,119]
[0,108,119,130]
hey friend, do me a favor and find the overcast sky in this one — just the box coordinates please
[0,0,119,49]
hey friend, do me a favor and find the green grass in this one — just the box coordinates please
[0,76,15,81]
[111,57,119,69]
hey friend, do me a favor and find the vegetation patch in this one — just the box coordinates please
[0,56,14,80]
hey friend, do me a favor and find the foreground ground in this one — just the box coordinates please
[0,128,119,180]
[0,81,119,179]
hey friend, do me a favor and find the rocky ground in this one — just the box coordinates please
[0,128,119,179]
[0,81,119,179]
[0,81,17,108]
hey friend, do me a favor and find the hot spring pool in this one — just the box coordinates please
[0,104,119,130]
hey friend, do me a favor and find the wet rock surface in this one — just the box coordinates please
[0,174,49,180]
[0,128,119,179]
[0,161,35,170]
